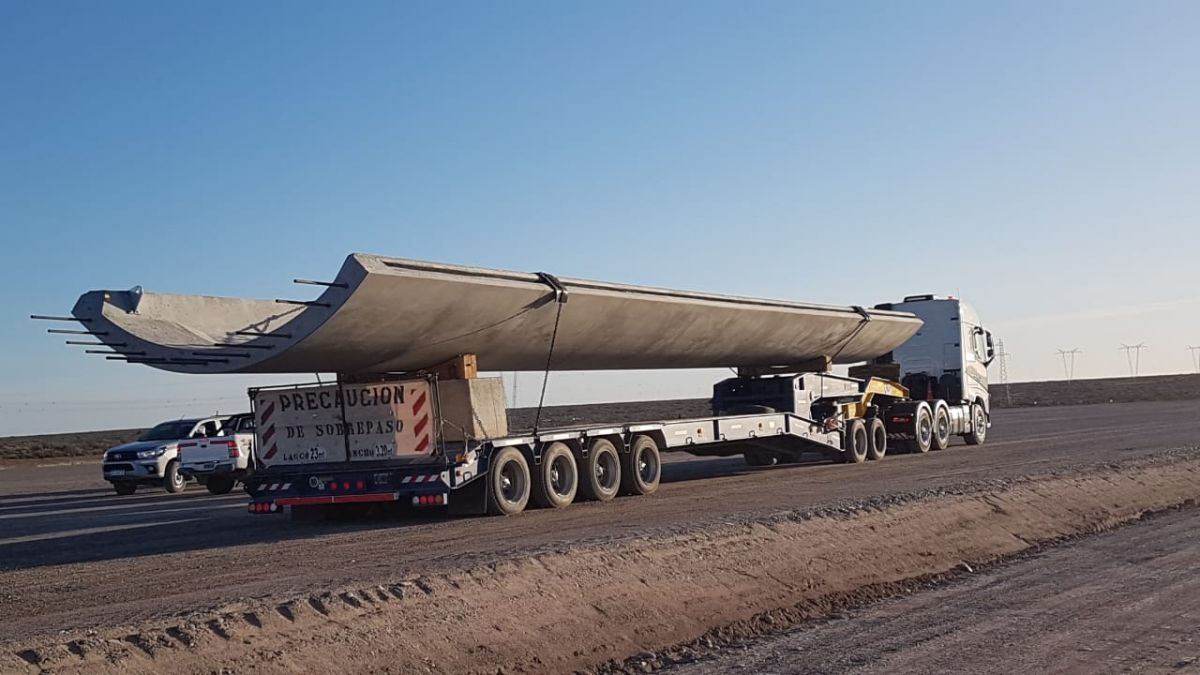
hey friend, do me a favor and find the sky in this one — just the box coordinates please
[1,1,1198,436]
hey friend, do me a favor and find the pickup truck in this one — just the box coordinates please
[102,416,227,495]
[179,413,255,494]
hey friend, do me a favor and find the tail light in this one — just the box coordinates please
[224,440,240,458]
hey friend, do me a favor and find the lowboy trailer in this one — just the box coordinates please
[245,295,995,518]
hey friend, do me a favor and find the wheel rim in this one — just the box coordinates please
[549,455,574,496]
[637,447,659,484]
[595,451,618,490]
[171,469,183,488]
[975,410,986,437]
[499,460,525,504]
[936,412,949,440]
[918,415,932,446]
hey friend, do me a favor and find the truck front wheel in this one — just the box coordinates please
[487,446,531,515]
[532,442,577,509]
[965,404,988,445]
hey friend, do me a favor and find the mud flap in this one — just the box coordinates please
[447,475,489,516]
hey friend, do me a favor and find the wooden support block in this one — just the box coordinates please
[426,354,477,381]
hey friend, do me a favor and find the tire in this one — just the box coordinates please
[620,435,661,496]
[931,403,951,451]
[486,446,531,515]
[906,402,933,454]
[965,404,988,445]
[866,417,887,461]
[205,475,236,495]
[743,450,778,467]
[579,438,621,502]
[113,482,136,496]
[531,442,578,509]
[843,419,868,464]
[163,460,186,493]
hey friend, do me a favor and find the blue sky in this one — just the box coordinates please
[2,1,1198,435]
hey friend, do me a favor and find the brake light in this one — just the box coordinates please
[356,480,365,490]
[225,440,240,458]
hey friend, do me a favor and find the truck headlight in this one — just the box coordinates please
[136,447,167,459]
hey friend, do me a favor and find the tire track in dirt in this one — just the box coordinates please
[5,451,1200,675]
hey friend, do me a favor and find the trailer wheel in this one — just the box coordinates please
[931,403,952,451]
[487,446,531,515]
[866,418,887,460]
[965,404,988,445]
[579,439,621,502]
[620,435,661,496]
[743,450,778,467]
[532,442,577,509]
[844,419,868,463]
[205,475,236,495]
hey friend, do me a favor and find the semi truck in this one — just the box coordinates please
[244,294,994,519]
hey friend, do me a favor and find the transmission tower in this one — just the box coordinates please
[995,338,1012,405]
[1119,343,1147,377]
[1188,346,1200,374]
[1056,348,1081,383]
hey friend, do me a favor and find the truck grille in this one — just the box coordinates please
[103,463,135,472]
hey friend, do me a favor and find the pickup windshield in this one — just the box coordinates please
[139,421,196,442]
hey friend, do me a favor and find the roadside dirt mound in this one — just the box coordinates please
[6,455,1199,675]
[991,372,1200,408]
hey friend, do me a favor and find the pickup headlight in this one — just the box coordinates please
[136,447,167,459]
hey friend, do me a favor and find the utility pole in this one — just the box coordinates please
[1119,343,1147,377]
[1188,346,1200,374]
[1056,348,1081,383]
[994,338,1012,405]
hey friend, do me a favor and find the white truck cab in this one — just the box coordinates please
[102,416,227,495]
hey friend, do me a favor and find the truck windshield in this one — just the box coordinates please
[139,421,196,441]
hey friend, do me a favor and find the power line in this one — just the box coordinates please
[1119,343,1147,377]
[1055,348,1081,383]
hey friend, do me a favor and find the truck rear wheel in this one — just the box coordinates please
[866,418,887,460]
[906,402,933,454]
[487,446,531,515]
[620,435,661,496]
[163,460,186,493]
[931,403,951,451]
[965,404,988,445]
[843,419,868,463]
[532,442,577,509]
[205,475,236,495]
[579,438,621,502]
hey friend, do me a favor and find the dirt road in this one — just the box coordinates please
[667,506,1200,675]
[1,400,1199,672]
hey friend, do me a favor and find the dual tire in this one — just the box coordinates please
[844,418,887,463]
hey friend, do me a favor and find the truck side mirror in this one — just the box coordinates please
[982,329,996,366]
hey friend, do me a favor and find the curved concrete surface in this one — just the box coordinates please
[67,254,923,374]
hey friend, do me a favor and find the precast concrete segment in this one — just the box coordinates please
[68,254,924,375]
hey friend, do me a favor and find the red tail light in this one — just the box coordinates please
[225,440,240,458]
[329,482,338,491]
[356,480,365,490]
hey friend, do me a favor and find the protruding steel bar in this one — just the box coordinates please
[87,349,147,356]
[293,278,348,289]
[32,315,91,323]
[230,330,293,339]
[48,329,110,336]
[275,299,331,308]
[66,340,127,347]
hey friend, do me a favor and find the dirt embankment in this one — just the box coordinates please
[7,450,1199,675]
[991,372,1200,408]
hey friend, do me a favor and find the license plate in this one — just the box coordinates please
[107,469,126,476]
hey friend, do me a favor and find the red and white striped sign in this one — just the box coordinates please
[255,378,435,467]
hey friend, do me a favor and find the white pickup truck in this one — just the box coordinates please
[179,413,255,494]
[102,416,227,495]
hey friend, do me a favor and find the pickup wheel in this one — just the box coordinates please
[487,446,531,515]
[532,442,577,509]
[579,438,621,502]
[965,404,988,445]
[620,435,661,496]
[843,419,868,464]
[866,418,887,460]
[931,403,952,451]
[205,475,236,495]
[113,482,137,496]
[163,460,186,493]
